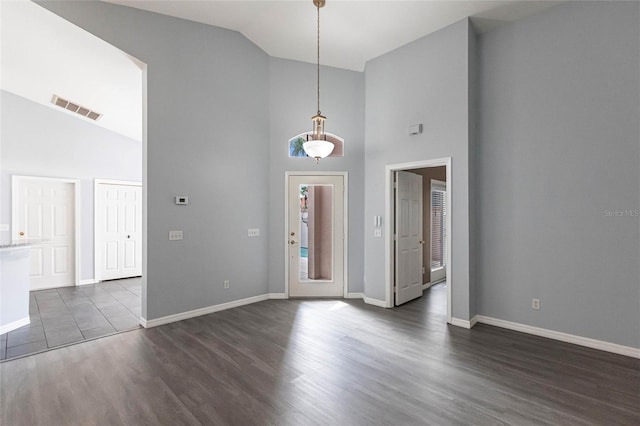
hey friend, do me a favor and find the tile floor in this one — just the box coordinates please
[1,278,141,361]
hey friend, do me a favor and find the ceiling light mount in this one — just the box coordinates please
[302,0,337,164]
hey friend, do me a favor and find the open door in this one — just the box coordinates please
[395,171,423,305]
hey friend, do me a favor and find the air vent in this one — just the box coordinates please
[51,95,102,121]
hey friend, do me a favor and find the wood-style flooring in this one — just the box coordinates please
[1,283,639,425]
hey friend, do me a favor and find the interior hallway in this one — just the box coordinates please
[2,283,638,425]
[0,278,141,361]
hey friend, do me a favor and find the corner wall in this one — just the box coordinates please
[268,58,365,295]
[364,19,473,319]
[476,1,640,348]
[39,1,272,321]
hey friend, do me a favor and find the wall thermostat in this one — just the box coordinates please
[175,196,189,205]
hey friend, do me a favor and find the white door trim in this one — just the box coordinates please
[94,179,143,282]
[385,159,452,324]
[11,175,81,287]
[284,171,349,298]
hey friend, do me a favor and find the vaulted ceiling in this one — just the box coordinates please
[105,0,563,71]
[1,1,562,141]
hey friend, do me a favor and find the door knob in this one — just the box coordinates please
[419,240,425,244]
[290,232,295,236]
[19,231,25,236]
[127,235,131,239]
[289,240,297,245]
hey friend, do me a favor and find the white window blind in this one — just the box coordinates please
[431,190,446,269]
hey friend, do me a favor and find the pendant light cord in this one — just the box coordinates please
[316,2,321,115]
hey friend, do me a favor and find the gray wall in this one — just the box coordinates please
[0,90,142,281]
[39,1,271,321]
[476,1,640,347]
[268,58,365,294]
[363,19,473,320]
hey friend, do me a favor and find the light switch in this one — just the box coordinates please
[248,228,260,237]
[169,230,183,241]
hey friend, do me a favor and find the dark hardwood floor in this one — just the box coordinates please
[1,284,639,425]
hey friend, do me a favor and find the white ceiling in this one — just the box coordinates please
[105,0,563,72]
[1,0,143,141]
[0,0,562,142]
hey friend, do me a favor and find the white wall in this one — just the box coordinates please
[0,90,142,281]
[476,1,640,348]
[363,19,473,319]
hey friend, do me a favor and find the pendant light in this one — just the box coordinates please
[303,0,336,163]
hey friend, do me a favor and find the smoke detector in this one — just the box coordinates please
[51,95,102,121]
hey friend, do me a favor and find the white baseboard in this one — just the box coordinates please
[450,317,476,329]
[141,294,270,328]
[0,316,30,335]
[345,292,364,299]
[363,297,388,308]
[268,293,287,299]
[422,282,431,291]
[475,315,640,359]
[79,279,98,286]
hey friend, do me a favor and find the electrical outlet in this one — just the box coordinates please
[374,229,382,237]
[168,230,183,241]
[247,228,260,237]
[532,298,540,310]
[224,280,230,289]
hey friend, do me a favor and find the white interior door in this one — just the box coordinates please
[395,171,423,305]
[430,180,447,283]
[13,177,76,290]
[96,182,142,281]
[288,175,344,297]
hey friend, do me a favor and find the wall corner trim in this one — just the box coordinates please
[450,317,476,329]
[475,315,640,359]
[268,293,288,300]
[345,292,364,299]
[363,297,388,308]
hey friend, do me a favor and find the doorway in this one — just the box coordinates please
[385,159,452,323]
[12,176,80,291]
[286,173,347,298]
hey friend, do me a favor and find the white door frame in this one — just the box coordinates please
[284,171,349,298]
[11,175,81,287]
[385,159,452,324]
[94,179,143,282]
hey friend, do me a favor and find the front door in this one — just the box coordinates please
[395,171,423,305]
[13,176,76,290]
[288,175,345,297]
[95,182,142,281]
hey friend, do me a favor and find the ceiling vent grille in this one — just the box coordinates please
[51,95,102,121]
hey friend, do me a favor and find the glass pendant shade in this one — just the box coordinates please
[303,139,334,161]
